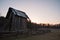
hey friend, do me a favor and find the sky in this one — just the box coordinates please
[0,0,60,24]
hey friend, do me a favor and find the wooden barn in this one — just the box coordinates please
[6,7,30,33]
[0,7,31,36]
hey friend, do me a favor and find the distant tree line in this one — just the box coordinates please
[27,22,60,29]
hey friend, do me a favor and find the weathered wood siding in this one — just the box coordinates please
[9,14,27,33]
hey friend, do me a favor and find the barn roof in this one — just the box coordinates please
[8,7,29,19]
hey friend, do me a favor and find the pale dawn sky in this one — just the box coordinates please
[0,0,60,24]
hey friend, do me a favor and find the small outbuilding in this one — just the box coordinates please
[5,7,30,33]
[0,7,31,34]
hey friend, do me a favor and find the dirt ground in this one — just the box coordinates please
[0,29,60,40]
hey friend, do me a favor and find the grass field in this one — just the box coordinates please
[0,29,60,40]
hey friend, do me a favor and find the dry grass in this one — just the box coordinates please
[0,29,60,40]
